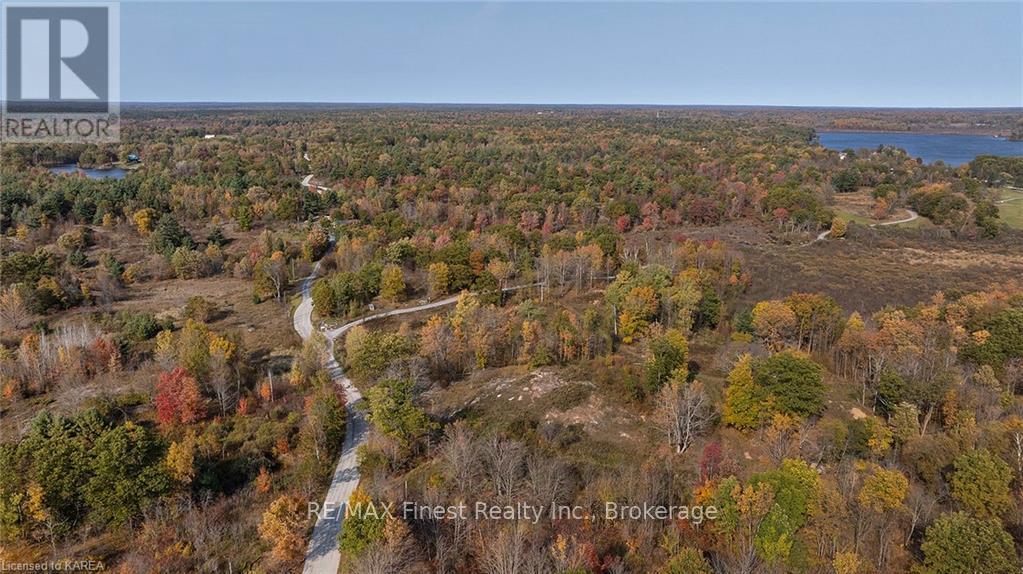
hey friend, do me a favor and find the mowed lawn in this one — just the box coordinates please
[999,189,1023,229]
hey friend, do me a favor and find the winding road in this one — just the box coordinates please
[295,246,540,573]
[811,209,920,244]
[301,174,332,194]
[873,209,919,227]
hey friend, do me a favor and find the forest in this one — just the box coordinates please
[1,106,1023,573]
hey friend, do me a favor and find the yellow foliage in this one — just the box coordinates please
[132,208,155,236]
[208,335,237,361]
[166,436,197,484]
[25,483,49,523]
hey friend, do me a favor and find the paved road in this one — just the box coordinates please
[295,255,538,573]
[300,174,331,193]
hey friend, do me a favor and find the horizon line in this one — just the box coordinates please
[101,101,1023,111]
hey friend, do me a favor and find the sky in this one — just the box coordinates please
[118,1,1023,107]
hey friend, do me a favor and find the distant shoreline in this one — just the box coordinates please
[817,128,1013,138]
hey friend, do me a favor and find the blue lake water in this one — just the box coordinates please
[818,131,1023,167]
[48,164,127,180]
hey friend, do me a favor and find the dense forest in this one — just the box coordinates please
[1,106,1023,573]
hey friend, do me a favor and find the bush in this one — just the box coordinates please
[118,312,160,344]
[184,296,216,322]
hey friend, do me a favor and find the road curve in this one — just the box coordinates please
[301,174,331,193]
[294,245,359,574]
[872,209,918,227]
[296,253,533,572]
[812,208,920,245]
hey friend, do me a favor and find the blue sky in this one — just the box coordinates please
[120,2,1023,107]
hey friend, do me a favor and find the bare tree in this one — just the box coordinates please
[93,267,122,309]
[477,524,528,574]
[350,534,414,574]
[657,380,713,454]
[525,455,569,509]
[484,437,525,499]
[441,423,480,496]
[904,485,938,547]
[423,482,471,574]
[208,351,234,416]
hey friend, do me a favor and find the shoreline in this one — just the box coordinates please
[815,127,1012,138]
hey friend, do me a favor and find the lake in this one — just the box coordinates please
[48,164,127,180]
[817,131,1023,167]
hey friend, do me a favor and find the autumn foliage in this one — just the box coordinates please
[154,367,205,428]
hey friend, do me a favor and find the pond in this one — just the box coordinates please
[48,164,127,180]
[817,131,1023,167]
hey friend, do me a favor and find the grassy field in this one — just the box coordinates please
[832,208,878,226]
[831,191,928,228]
[998,188,1023,229]
[833,207,930,229]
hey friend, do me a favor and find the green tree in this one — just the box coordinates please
[304,375,347,458]
[365,377,434,448]
[177,319,211,380]
[920,512,1018,574]
[338,488,386,556]
[960,308,1023,372]
[311,278,338,317]
[949,449,1012,519]
[645,329,689,393]
[749,459,820,566]
[753,351,825,417]
[84,422,170,525]
[831,168,861,193]
[662,547,712,574]
[149,214,192,257]
[345,330,415,383]
[19,414,90,524]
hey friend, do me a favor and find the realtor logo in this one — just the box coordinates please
[3,2,119,142]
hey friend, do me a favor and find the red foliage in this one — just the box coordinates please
[687,197,721,226]
[155,367,206,428]
[700,441,723,483]
[614,215,631,233]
